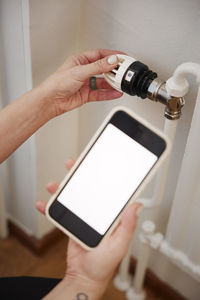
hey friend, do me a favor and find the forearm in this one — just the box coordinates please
[0,87,53,163]
[42,276,107,300]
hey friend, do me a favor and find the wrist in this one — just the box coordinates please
[32,84,57,121]
[62,273,108,300]
[43,274,108,300]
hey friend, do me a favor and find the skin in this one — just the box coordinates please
[0,48,141,299]
[0,49,123,163]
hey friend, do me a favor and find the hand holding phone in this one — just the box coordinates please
[46,106,170,250]
[37,172,141,299]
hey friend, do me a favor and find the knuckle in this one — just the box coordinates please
[95,59,105,73]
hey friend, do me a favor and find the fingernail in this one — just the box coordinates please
[108,55,118,65]
[136,205,144,217]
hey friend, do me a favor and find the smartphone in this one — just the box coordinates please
[46,106,170,250]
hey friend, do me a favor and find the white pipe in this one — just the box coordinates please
[129,244,149,296]
[160,240,200,282]
[128,65,200,299]
[115,118,178,294]
[151,119,178,206]
[136,119,178,208]
[137,221,200,282]
[116,63,200,298]
[166,62,200,97]
[165,84,200,261]
[133,227,154,294]
[126,221,156,300]
[125,119,178,299]
[173,62,200,84]
[114,243,132,291]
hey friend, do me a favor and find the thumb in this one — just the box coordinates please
[109,203,142,257]
[72,55,119,81]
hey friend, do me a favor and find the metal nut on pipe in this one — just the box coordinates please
[147,78,185,120]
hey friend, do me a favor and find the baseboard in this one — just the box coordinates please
[130,257,187,300]
[8,221,65,255]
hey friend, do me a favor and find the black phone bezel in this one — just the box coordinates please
[49,110,166,248]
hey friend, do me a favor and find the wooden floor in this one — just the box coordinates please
[0,233,164,300]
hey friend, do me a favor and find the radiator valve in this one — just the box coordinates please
[104,54,185,120]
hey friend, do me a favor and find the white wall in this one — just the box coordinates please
[29,0,80,238]
[78,0,200,299]
[0,0,80,238]
[0,0,38,236]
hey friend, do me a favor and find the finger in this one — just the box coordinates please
[72,55,120,82]
[58,49,126,71]
[76,49,126,64]
[88,89,123,102]
[36,200,47,215]
[109,203,142,256]
[95,78,115,90]
[117,203,141,235]
[46,182,60,194]
[65,158,76,171]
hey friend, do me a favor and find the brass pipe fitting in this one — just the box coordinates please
[147,78,185,120]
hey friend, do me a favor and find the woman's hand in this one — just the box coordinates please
[0,49,124,163]
[36,159,141,300]
[38,49,123,118]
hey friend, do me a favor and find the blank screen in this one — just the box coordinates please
[57,123,157,235]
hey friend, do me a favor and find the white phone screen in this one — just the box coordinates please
[57,123,157,235]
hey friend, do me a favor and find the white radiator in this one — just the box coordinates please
[166,86,200,279]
